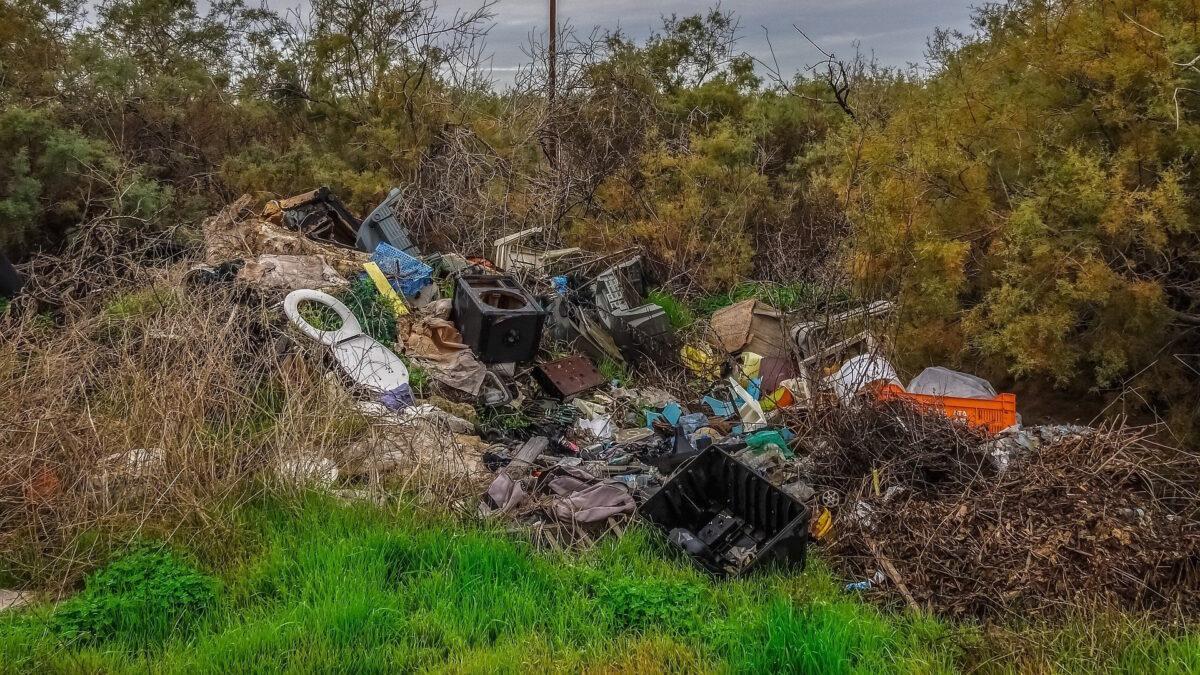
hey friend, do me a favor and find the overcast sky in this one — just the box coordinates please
[451,0,979,87]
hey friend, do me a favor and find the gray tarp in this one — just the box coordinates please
[907,366,997,399]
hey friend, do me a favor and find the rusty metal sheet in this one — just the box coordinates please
[534,355,606,400]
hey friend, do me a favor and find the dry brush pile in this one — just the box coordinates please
[795,401,1200,622]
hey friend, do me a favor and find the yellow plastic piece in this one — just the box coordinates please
[810,507,833,540]
[739,351,763,380]
[363,262,409,316]
[681,344,720,380]
[759,386,794,412]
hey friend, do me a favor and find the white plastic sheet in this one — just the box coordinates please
[828,354,901,404]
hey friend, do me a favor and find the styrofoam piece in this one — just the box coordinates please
[284,289,409,394]
[728,377,767,430]
[576,415,615,440]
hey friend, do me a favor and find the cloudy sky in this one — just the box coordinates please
[448,0,979,86]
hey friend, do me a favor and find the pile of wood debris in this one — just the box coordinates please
[796,401,1200,621]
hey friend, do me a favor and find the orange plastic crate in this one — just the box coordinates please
[873,383,1017,434]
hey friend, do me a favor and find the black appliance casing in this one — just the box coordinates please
[452,275,547,363]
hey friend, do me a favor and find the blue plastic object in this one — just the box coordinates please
[645,401,685,429]
[551,275,569,295]
[746,377,762,401]
[662,402,683,425]
[703,395,735,417]
[371,242,432,298]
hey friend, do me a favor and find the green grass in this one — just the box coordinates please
[0,497,960,673]
[648,288,696,329]
[598,357,630,386]
[692,281,847,316]
[1,496,1197,673]
[102,286,182,321]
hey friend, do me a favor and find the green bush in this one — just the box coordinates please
[53,548,220,649]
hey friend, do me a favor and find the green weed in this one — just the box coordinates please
[52,547,219,650]
[296,299,342,332]
[475,406,533,436]
[340,276,399,345]
[598,358,629,386]
[648,288,696,328]
[399,355,430,395]
[692,281,846,315]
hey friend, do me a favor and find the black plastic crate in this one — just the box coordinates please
[639,446,810,576]
[452,275,547,363]
[0,252,22,299]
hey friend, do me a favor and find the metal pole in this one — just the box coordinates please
[547,0,557,166]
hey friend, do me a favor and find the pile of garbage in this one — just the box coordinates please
[173,186,1199,618]
[182,186,822,577]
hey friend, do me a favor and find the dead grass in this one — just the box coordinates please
[0,266,488,590]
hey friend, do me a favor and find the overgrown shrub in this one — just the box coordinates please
[53,548,219,648]
[833,0,1200,420]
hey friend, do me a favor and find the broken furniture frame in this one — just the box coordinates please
[264,187,361,249]
[265,186,421,256]
[788,301,895,406]
[493,227,581,273]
